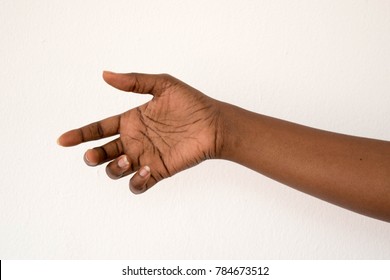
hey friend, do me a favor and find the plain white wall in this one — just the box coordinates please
[1,0,389,259]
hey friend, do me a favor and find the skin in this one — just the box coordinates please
[58,71,390,222]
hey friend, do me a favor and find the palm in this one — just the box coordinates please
[120,84,219,186]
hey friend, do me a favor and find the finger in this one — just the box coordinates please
[57,115,120,147]
[84,138,123,166]
[103,71,174,97]
[129,166,151,194]
[105,155,135,180]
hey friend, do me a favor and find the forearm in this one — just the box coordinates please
[218,101,390,222]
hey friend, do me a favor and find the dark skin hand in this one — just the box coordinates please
[58,71,390,222]
[58,72,223,194]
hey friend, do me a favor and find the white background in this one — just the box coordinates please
[0,0,389,259]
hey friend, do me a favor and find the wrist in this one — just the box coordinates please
[215,101,247,162]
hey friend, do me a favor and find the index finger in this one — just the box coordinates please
[57,115,120,147]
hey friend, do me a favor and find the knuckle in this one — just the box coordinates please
[87,122,104,139]
[159,73,172,80]
[124,73,139,92]
[96,122,104,137]
[158,73,176,91]
[94,146,108,161]
[133,76,143,92]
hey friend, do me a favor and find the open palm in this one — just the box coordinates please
[58,72,223,193]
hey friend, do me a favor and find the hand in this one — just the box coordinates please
[58,72,223,194]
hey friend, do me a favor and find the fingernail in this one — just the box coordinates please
[118,155,129,169]
[139,166,150,177]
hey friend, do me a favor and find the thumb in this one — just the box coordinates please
[102,71,171,97]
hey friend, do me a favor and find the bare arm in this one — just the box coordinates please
[219,102,390,222]
[58,72,390,222]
